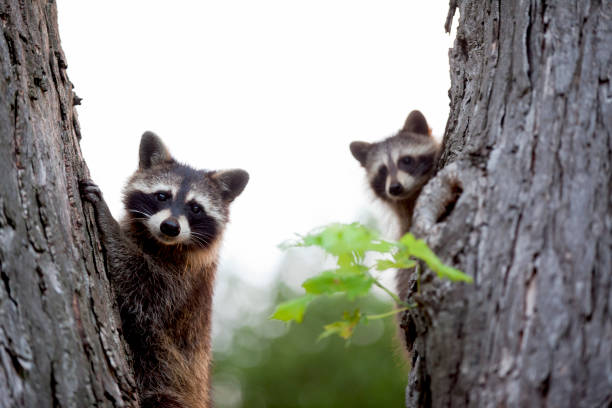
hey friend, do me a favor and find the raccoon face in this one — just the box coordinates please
[122,132,249,248]
[350,110,439,203]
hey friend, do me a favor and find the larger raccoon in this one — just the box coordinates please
[80,132,248,408]
[350,110,439,299]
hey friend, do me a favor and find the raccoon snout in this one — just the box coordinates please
[389,183,404,196]
[160,217,181,237]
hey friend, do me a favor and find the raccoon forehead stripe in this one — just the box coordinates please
[185,191,225,222]
[130,181,179,196]
[396,143,438,158]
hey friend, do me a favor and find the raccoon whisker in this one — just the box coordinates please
[190,234,209,244]
[190,239,205,249]
[189,230,212,237]
[189,234,210,248]
[124,217,149,225]
[128,209,152,218]
[192,241,205,249]
[190,231,213,239]
[190,233,213,245]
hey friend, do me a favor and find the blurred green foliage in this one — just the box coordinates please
[213,223,471,406]
[213,284,408,408]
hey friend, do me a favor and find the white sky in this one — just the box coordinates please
[57,1,454,287]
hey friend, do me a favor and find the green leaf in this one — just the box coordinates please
[365,306,412,320]
[399,233,473,282]
[302,267,374,300]
[432,263,473,282]
[337,253,356,268]
[318,310,362,340]
[300,223,394,259]
[375,259,417,271]
[269,294,315,323]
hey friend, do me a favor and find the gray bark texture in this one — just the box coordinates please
[0,1,137,406]
[400,1,612,407]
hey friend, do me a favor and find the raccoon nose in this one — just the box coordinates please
[389,183,404,196]
[160,217,181,237]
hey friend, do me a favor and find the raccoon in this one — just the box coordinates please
[350,110,439,235]
[350,110,440,303]
[80,132,248,408]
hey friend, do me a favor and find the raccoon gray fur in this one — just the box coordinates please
[80,132,248,408]
[350,110,440,300]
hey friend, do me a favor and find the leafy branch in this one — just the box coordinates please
[271,223,472,340]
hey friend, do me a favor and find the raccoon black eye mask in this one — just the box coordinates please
[398,154,436,177]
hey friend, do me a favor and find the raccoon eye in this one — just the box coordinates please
[190,203,202,214]
[400,156,414,166]
[155,192,170,201]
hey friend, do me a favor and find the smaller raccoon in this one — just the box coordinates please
[81,132,248,408]
[350,110,440,235]
[350,111,439,306]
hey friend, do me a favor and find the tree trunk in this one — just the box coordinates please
[401,1,612,407]
[0,1,137,406]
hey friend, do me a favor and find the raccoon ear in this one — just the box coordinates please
[402,110,431,135]
[350,141,371,167]
[139,131,174,169]
[213,169,249,202]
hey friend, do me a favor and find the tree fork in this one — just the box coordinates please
[400,1,612,407]
[0,1,136,406]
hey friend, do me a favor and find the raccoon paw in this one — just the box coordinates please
[79,179,102,204]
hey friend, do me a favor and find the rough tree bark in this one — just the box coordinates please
[400,1,612,407]
[0,1,137,406]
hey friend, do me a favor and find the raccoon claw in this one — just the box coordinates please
[80,179,102,203]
